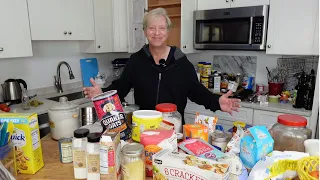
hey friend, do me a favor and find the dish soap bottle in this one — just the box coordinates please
[21,88,30,110]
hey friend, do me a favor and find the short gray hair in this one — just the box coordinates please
[143,8,172,30]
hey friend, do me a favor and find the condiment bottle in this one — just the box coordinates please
[121,143,145,180]
[86,133,101,180]
[72,128,89,179]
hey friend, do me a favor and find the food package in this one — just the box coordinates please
[140,130,177,177]
[0,113,44,174]
[178,138,225,160]
[183,124,209,142]
[240,126,274,169]
[100,131,121,180]
[152,149,230,180]
[225,125,245,155]
[194,112,218,141]
[248,151,309,180]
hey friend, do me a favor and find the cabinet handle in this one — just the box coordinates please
[231,0,234,1]
[183,45,186,48]
[226,0,229,2]
[68,31,72,35]
[0,47,3,52]
[97,45,101,48]
[64,31,67,35]
[267,44,271,48]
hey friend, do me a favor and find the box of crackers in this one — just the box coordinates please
[0,113,44,174]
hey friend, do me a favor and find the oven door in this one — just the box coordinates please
[194,5,268,50]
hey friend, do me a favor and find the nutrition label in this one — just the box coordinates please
[61,143,73,163]
[31,129,40,150]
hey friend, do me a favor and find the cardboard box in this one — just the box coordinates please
[0,113,44,174]
[240,126,274,169]
[100,131,121,180]
[152,149,230,180]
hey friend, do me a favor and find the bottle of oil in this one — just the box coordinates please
[293,72,306,108]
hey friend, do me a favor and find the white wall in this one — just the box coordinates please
[186,50,281,85]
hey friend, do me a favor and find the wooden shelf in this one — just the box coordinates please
[148,2,181,8]
[168,14,181,18]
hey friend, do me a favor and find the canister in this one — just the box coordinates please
[121,143,145,180]
[132,110,162,142]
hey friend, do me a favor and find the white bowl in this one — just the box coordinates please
[304,139,319,156]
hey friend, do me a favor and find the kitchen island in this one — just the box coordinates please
[17,134,152,180]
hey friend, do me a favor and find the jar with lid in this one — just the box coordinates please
[86,133,101,180]
[202,63,212,78]
[211,130,228,152]
[73,128,89,179]
[201,77,209,88]
[121,143,145,180]
[156,103,182,133]
[197,62,205,75]
[270,114,312,152]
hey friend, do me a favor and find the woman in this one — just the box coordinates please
[83,8,240,124]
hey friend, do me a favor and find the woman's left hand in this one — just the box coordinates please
[219,90,241,115]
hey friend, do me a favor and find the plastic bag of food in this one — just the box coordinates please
[195,112,218,135]
[225,125,244,155]
[248,151,309,180]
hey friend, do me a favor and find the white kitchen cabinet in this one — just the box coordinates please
[266,0,318,55]
[253,109,311,129]
[197,0,269,10]
[312,10,319,55]
[27,0,94,41]
[0,0,33,58]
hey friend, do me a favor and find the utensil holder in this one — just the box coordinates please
[268,82,284,96]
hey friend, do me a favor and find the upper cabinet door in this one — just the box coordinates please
[266,0,318,55]
[230,0,269,8]
[313,10,319,55]
[113,0,128,52]
[27,0,94,40]
[181,0,199,54]
[66,0,94,40]
[197,0,230,10]
[127,0,147,53]
[0,0,32,58]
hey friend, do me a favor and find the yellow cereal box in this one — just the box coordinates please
[0,113,44,174]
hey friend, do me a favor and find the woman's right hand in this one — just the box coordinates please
[83,78,103,99]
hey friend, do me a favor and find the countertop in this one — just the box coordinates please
[8,86,312,117]
[16,134,152,180]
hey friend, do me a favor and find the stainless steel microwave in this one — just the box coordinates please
[194,5,269,50]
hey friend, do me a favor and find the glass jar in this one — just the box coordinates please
[202,63,212,78]
[155,103,182,133]
[201,77,209,88]
[211,130,228,152]
[270,114,312,152]
[86,133,101,180]
[72,128,89,179]
[121,143,145,180]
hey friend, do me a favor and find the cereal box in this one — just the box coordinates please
[152,149,230,180]
[240,126,274,169]
[0,113,44,174]
[183,124,209,142]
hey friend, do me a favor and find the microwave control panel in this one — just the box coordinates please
[252,17,264,44]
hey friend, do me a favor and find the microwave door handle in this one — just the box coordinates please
[248,17,253,44]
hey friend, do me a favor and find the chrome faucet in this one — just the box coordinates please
[54,61,75,93]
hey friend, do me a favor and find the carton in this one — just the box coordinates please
[183,124,209,142]
[0,113,44,174]
[240,126,274,169]
[100,131,121,180]
[152,149,230,180]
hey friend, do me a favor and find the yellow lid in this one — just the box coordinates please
[203,64,211,67]
[233,121,246,128]
[198,64,203,67]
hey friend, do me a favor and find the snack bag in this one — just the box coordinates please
[178,138,225,160]
[225,124,245,155]
[183,124,209,142]
[195,112,218,135]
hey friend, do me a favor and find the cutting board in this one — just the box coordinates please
[80,58,99,87]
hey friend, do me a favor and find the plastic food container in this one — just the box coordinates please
[155,103,182,133]
[131,110,162,142]
[270,114,312,152]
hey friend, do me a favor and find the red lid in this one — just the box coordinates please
[278,114,307,127]
[155,103,177,112]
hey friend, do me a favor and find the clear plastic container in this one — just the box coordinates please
[72,128,89,179]
[156,103,182,133]
[270,114,312,152]
[86,133,101,180]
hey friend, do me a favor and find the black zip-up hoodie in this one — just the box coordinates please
[104,45,221,124]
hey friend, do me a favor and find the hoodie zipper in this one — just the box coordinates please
[156,73,162,104]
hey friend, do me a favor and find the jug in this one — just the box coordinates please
[1,79,27,104]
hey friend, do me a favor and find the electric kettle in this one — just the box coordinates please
[1,79,28,104]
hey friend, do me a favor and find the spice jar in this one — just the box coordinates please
[270,114,312,152]
[121,143,145,180]
[202,63,212,77]
[211,130,228,152]
[86,133,101,180]
[155,103,182,133]
[72,128,89,179]
[201,77,209,88]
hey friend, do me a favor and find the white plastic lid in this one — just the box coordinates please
[133,110,162,119]
[49,97,78,111]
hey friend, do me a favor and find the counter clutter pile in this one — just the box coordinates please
[0,90,319,180]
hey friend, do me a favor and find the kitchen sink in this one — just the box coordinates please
[47,91,85,102]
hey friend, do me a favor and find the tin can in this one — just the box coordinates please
[58,137,73,163]
[92,90,131,141]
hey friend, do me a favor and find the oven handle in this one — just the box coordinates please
[248,17,253,44]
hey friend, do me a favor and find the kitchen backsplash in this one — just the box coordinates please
[212,55,257,78]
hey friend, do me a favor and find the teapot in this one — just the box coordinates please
[1,79,27,104]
